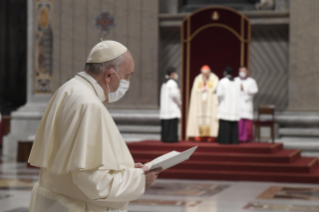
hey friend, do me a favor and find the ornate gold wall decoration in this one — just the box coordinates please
[212,11,219,21]
[34,0,53,94]
[39,7,49,29]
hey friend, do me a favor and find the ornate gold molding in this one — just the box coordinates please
[181,23,250,43]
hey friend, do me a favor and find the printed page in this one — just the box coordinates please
[146,146,198,171]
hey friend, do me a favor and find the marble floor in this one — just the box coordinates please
[1,162,319,212]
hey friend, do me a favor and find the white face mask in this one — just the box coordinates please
[174,74,179,80]
[107,72,130,103]
[239,71,247,78]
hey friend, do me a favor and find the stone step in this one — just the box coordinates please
[109,109,160,125]
[275,112,319,126]
[278,137,319,158]
[118,125,161,134]
[279,128,319,137]
[279,137,319,152]
[121,133,161,143]
[300,152,319,158]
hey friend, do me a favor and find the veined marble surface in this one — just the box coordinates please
[1,162,319,212]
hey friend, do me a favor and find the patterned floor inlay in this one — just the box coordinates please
[244,202,319,211]
[0,172,39,176]
[4,208,29,212]
[0,194,12,200]
[145,182,229,197]
[130,199,202,207]
[258,186,319,201]
[0,179,34,190]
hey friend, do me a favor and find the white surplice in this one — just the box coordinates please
[159,79,181,120]
[234,77,258,120]
[28,72,145,212]
[216,77,241,121]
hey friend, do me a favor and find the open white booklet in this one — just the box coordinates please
[145,146,198,171]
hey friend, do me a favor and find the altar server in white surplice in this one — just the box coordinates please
[187,65,219,142]
[216,66,241,144]
[160,67,181,143]
[28,40,161,212]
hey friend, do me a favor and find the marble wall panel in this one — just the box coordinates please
[101,0,115,40]
[113,0,128,46]
[60,0,74,83]
[140,0,159,106]
[86,0,101,57]
[73,0,87,75]
[124,0,142,107]
[51,0,159,109]
[52,0,61,91]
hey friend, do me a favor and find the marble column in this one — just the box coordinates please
[275,0,289,11]
[3,0,52,162]
[288,0,319,111]
[159,0,178,13]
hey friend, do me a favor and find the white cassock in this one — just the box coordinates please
[187,73,219,138]
[234,77,258,120]
[28,72,145,212]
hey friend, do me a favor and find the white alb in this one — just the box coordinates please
[216,77,241,121]
[159,79,181,119]
[234,77,258,120]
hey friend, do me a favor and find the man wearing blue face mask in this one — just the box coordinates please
[28,40,161,212]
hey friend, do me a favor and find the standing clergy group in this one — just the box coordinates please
[198,65,258,144]
[160,65,258,144]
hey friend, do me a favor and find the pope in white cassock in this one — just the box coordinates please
[187,65,219,142]
[28,40,161,212]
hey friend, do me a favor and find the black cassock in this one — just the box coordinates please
[161,118,178,143]
[217,119,239,144]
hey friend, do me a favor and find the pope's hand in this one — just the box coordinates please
[142,166,162,188]
[134,162,145,168]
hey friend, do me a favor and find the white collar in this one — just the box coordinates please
[80,72,104,93]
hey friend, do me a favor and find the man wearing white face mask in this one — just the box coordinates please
[28,40,161,212]
[235,66,258,143]
[159,67,181,143]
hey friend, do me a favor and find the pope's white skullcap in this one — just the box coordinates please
[86,40,127,63]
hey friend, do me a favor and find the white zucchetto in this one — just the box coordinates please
[86,40,127,63]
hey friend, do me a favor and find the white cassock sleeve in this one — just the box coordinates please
[71,166,145,202]
[168,82,181,106]
[216,80,225,103]
[243,79,258,96]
